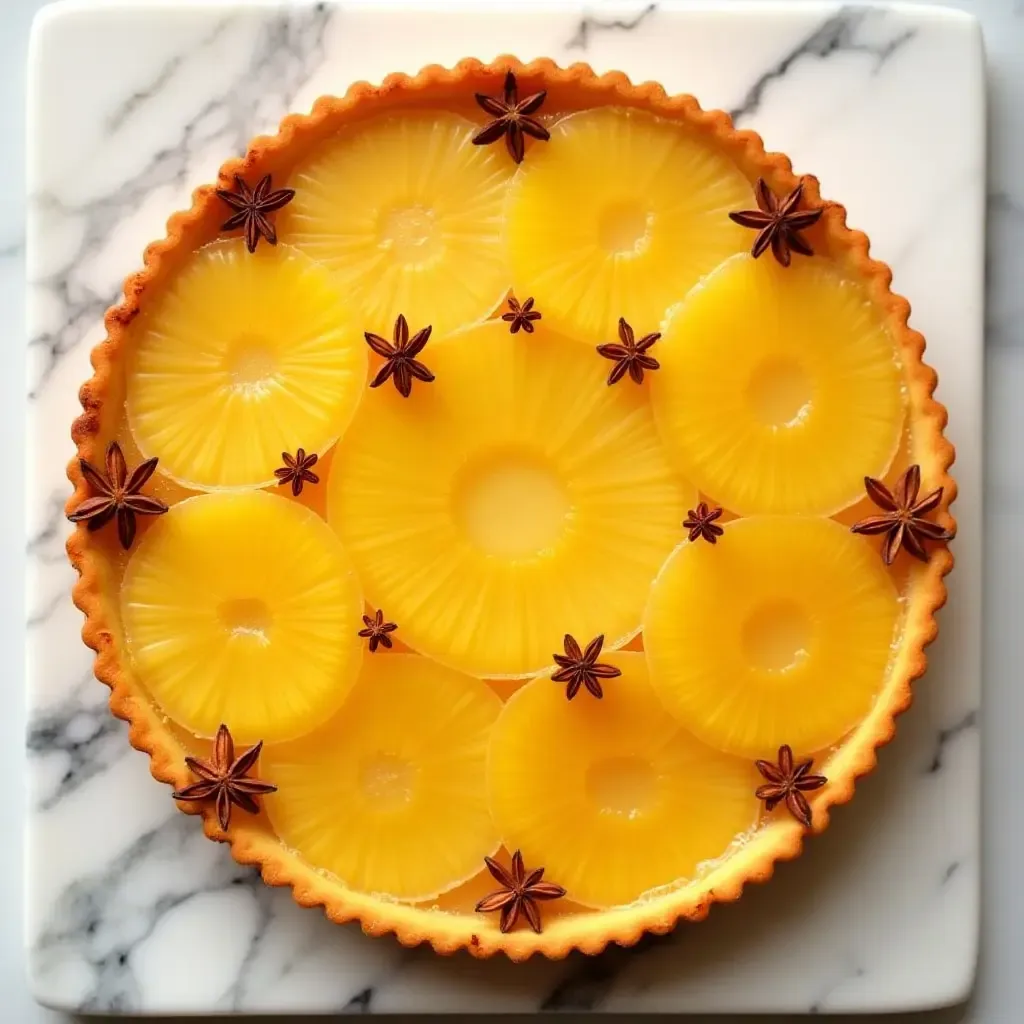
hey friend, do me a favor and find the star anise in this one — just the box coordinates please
[274,448,319,496]
[172,724,277,831]
[67,441,168,550]
[754,745,826,828]
[474,849,566,933]
[683,502,724,544]
[729,179,823,267]
[215,173,295,253]
[851,464,953,565]
[551,634,621,700]
[358,609,398,652]
[365,314,435,398]
[597,318,660,385]
[472,70,550,164]
[502,295,542,334]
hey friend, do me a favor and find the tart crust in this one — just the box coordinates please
[66,57,956,960]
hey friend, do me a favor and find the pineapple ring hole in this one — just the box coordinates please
[452,451,570,558]
[217,597,273,642]
[745,356,812,428]
[224,335,278,392]
[740,599,811,674]
[359,753,418,810]
[585,756,656,819]
[598,202,651,256]
[378,204,441,265]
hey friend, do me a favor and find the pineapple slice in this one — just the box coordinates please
[120,491,364,744]
[644,516,901,758]
[651,253,904,515]
[261,655,501,901]
[277,111,513,339]
[487,654,759,908]
[506,107,751,345]
[328,319,692,678]
[126,239,366,491]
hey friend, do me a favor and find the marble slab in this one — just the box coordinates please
[24,1,984,1014]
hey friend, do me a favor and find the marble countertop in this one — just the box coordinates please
[4,1,1022,1021]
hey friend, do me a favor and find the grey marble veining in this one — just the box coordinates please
[3,1,1016,1019]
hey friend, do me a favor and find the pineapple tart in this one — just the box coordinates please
[67,59,954,961]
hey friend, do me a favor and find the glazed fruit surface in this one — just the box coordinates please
[643,516,902,758]
[120,490,364,744]
[488,653,761,908]
[66,62,954,960]
[328,318,691,678]
[279,112,513,341]
[127,240,366,490]
[262,655,502,900]
[651,253,905,515]
[507,107,752,344]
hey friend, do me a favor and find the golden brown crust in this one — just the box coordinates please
[66,56,956,961]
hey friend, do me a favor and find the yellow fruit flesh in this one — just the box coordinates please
[328,319,693,678]
[651,253,904,515]
[506,107,751,345]
[487,654,759,908]
[278,112,513,339]
[120,492,364,744]
[127,240,366,491]
[644,516,901,758]
[262,655,501,901]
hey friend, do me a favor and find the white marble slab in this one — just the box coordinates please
[24,1,983,1015]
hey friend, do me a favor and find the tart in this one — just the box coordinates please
[66,58,955,960]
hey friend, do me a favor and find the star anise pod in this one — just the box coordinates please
[472,70,550,164]
[729,179,823,267]
[215,173,295,253]
[501,295,542,334]
[754,744,826,828]
[683,502,724,544]
[365,314,435,398]
[551,634,621,700]
[851,464,953,565]
[67,441,168,550]
[274,448,319,496]
[358,609,398,652]
[474,849,566,933]
[172,724,277,831]
[597,318,660,385]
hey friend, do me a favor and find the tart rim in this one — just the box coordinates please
[65,56,956,961]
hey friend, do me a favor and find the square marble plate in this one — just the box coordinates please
[25,1,983,1014]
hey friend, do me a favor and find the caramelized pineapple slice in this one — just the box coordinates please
[651,253,904,515]
[120,492,363,744]
[126,239,365,491]
[487,654,759,908]
[262,655,501,901]
[506,107,751,345]
[328,319,692,678]
[278,111,513,339]
[644,516,901,758]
